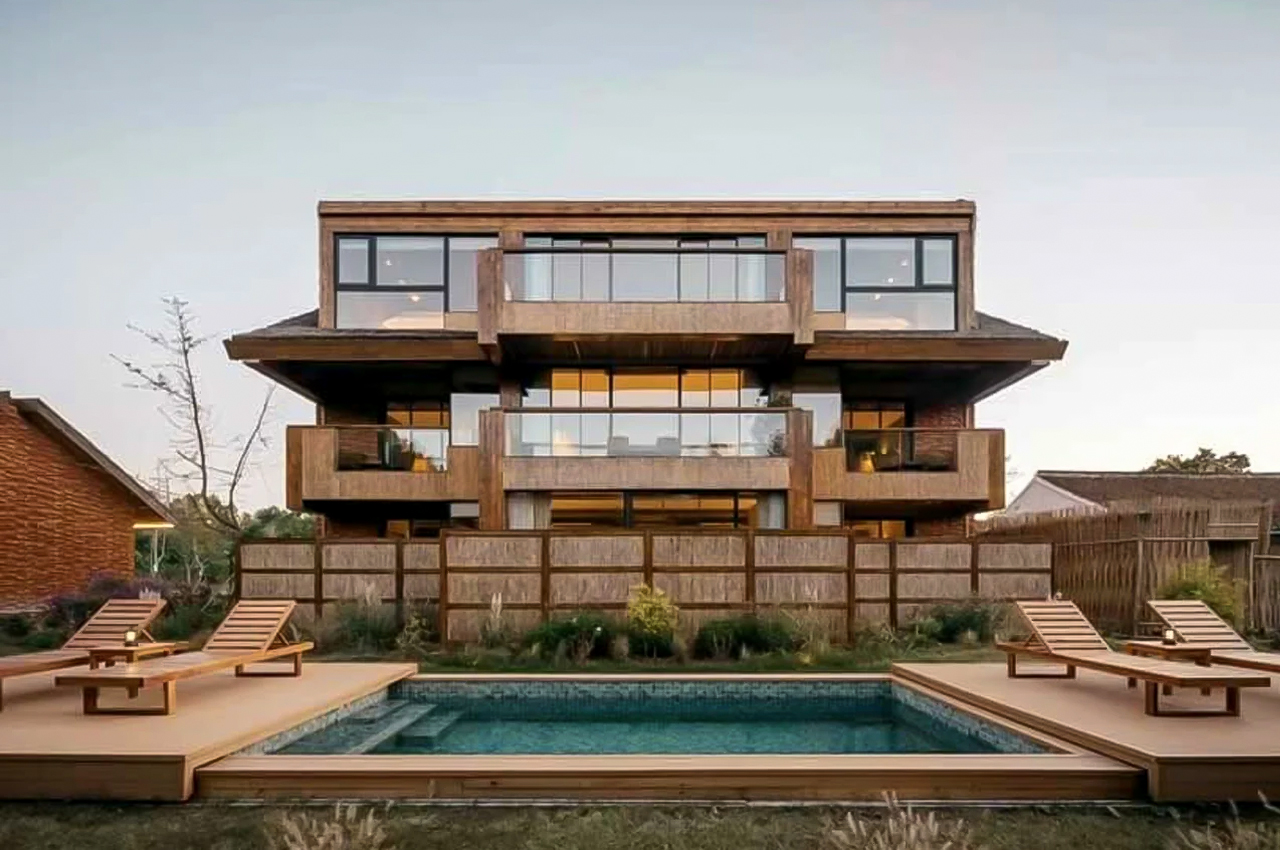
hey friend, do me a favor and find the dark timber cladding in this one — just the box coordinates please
[222,197,1067,546]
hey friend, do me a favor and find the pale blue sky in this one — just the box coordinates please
[2,0,1277,507]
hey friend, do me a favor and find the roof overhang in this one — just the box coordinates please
[10,397,176,525]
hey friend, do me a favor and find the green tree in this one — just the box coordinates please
[1144,448,1251,474]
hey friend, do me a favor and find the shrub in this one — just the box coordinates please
[320,587,400,654]
[626,584,678,658]
[1159,559,1240,625]
[914,599,1005,644]
[0,613,33,639]
[265,802,393,850]
[396,602,439,658]
[692,614,795,660]
[825,793,983,849]
[524,612,618,661]
[21,630,63,650]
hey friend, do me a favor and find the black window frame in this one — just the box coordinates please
[796,234,959,329]
[334,233,499,314]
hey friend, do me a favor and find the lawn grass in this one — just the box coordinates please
[0,802,1271,850]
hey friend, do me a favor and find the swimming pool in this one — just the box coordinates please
[260,678,1047,757]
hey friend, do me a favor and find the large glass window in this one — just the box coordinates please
[509,235,781,303]
[449,392,499,446]
[793,237,842,312]
[334,233,498,327]
[793,234,957,329]
[544,491,777,528]
[791,366,842,448]
[846,518,910,539]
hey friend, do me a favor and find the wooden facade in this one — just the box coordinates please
[226,199,1068,596]
[236,532,1053,642]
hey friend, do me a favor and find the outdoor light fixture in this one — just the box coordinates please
[124,630,139,648]
[1162,628,1177,646]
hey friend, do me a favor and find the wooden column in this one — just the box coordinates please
[788,248,814,346]
[477,409,506,530]
[787,408,814,529]
[477,248,503,361]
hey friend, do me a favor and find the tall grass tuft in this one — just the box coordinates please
[318,584,399,654]
[1170,796,1280,849]
[1159,559,1241,626]
[265,803,394,850]
[825,794,984,850]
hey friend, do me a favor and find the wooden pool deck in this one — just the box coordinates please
[0,661,415,800]
[894,662,1280,802]
[196,673,1141,802]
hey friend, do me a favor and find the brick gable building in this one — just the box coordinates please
[0,391,174,604]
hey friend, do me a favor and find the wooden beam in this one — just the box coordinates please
[318,200,977,217]
[224,336,489,362]
[806,336,1068,363]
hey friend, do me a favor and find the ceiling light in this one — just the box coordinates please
[409,294,421,302]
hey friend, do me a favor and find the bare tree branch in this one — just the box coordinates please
[115,297,275,536]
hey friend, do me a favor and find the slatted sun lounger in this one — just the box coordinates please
[0,597,167,710]
[1149,599,1280,675]
[56,600,313,716]
[996,600,1270,717]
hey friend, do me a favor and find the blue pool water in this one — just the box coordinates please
[265,679,1045,757]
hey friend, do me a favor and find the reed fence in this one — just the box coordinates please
[236,530,1053,644]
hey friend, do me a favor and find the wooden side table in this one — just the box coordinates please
[1124,640,1213,696]
[88,642,186,670]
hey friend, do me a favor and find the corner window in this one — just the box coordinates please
[334,234,498,328]
[794,234,957,329]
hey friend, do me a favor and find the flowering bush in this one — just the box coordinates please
[626,584,679,657]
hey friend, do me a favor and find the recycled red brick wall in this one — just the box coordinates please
[0,401,137,604]
[915,516,970,537]
[911,403,974,538]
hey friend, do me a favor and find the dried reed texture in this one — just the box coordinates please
[550,536,644,568]
[549,572,641,605]
[240,542,314,571]
[755,572,846,604]
[323,543,395,572]
[652,534,745,568]
[447,573,541,605]
[655,572,746,604]
[242,573,314,599]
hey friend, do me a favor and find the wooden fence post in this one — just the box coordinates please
[394,539,405,629]
[846,535,857,645]
[313,539,324,621]
[888,540,899,630]
[438,530,450,643]
[540,531,551,623]
[745,529,756,615]
[1131,537,1146,636]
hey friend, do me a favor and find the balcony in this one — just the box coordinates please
[285,426,479,508]
[812,428,1004,510]
[499,408,794,491]
[479,247,813,358]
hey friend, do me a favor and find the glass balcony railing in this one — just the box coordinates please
[503,249,786,303]
[335,428,450,472]
[505,410,788,458]
[841,428,959,473]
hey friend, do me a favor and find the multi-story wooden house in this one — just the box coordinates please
[225,200,1066,541]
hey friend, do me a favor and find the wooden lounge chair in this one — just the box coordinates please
[996,600,1270,717]
[1149,599,1280,674]
[56,600,313,716]
[0,597,167,710]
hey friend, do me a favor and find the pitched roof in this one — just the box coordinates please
[3,393,175,525]
[1037,471,1280,508]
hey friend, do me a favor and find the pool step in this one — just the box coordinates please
[348,700,410,725]
[397,711,463,748]
[343,704,437,755]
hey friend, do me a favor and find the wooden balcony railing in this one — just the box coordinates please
[813,428,1005,509]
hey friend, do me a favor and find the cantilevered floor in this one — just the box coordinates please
[0,661,415,800]
[894,662,1280,802]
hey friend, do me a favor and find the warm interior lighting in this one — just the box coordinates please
[1162,628,1177,646]
[124,630,138,647]
[132,522,175,530]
